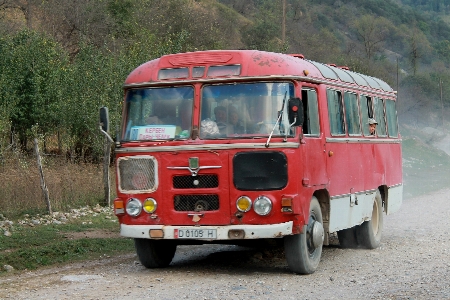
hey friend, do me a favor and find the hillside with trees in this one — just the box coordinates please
[0,0,449,158]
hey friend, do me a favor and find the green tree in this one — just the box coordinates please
[0,30,68,150]
[353,15,393,60]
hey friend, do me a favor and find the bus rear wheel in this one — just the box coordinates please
[356,190,383,249]
[284,196,324,274]
[134,238,177,268]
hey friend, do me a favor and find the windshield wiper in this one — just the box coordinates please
[265,91,287,148]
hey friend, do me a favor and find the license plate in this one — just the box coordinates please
[174,228,217,239]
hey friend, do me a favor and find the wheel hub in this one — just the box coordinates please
[311,221,324,248]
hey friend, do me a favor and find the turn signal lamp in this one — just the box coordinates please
[114,199,125,215]
[236,196,252,212]
[281,196,293,213]
[143,198,157,213]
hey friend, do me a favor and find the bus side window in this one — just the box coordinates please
[301,88,320,136]
[344,92,361,136]
[327,89,345,136]
[386,99,399,137]
[374,97,387,137]
[360,95,373,136]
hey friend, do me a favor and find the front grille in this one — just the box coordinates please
[117,156,157,193]
[173,175,219,189]
[174,195,219,211]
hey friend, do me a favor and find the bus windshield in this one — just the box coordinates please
[200,82,295,139]
[121,82,295,142]
[122,86,194,141]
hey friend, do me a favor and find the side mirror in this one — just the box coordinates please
[288,97,304,126]
[99,107,110,133]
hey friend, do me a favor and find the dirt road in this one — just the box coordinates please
[1,189,449,300]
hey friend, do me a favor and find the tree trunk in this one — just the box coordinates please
[34,138,52,214]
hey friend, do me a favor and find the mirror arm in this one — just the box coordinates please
[99,125,114,143]
[284,117,297,142]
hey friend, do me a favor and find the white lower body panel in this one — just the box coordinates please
[329,190,376,232]
[386,184,403,215]
[329,184,403,232]
[121,221,293,241]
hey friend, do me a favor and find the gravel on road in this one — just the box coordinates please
[1,189,449,300]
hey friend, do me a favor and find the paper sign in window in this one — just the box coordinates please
[130,126,176,140]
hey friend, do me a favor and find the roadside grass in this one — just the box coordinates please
[0,153,134,275]
[0,154,116,219]
[0,210,134,275]
[401,128,450,199]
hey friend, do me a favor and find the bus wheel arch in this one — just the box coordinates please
[313,189,330,245]
[378,185,388,214]
[284,196,324,274]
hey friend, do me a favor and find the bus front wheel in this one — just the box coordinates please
[356,190,383,249]
[134,238,177,268]
[284,196,324,274]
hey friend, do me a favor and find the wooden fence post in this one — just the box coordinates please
[102,137,112,207]
[34,138,52,215]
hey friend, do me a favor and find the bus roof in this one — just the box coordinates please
[125,50,394,93]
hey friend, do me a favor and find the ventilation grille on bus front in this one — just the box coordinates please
[233,151,287,190]
[174,195,219,211]
[117,156,157,193]
[173,175,219,189]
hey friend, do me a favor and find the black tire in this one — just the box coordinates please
[337,226,359,248]
[356,190,383,249]
[134,239,177,268]
[284,196,323,274]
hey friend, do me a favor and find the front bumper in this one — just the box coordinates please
[121,221,294,241]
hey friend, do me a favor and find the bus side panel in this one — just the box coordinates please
[325,140,402,231]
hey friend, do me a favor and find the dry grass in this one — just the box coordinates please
[0,152,116,218]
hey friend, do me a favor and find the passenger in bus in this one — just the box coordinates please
[368,118,378,135]
[214,106,232,134]
[228,106,245,134]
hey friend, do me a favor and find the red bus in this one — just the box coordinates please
[100,50,402,274]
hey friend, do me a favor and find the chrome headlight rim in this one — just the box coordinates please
[236,196,252,213]
[253,195,272,216]
[126,198,142,217]
[143,198,158,214]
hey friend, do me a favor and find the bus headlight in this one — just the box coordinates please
[143,198,157,213]
[236,196,252,212]
[126,198,142,217]
[253,196,272,216]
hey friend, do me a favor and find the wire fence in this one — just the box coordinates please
[0,149,116,218]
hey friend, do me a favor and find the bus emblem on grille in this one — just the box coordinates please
[167,157,221,176]
[189,157,199,169]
